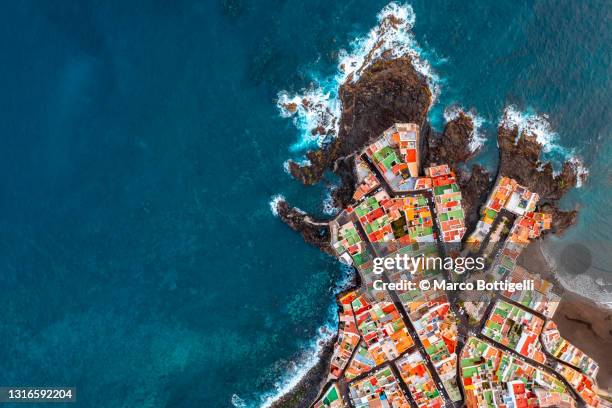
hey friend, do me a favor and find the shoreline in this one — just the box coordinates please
[267,271,361,408]
[267,239,612,407]
[267,335,338,408]
[271,3,608,403]
[519,240,612,390]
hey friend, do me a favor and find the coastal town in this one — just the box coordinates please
[310,124,608,408]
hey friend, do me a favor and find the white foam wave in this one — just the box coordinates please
[557,273,612,307]
[568,156,589,188]
[259,308,337,408]
[282,158,312,175]
[278,2,440,150]
[334,263,357,292]
[500,105,589,187]
[443,105,486,153]
[500,105,561,153]
[269,195,285,217]
[337,3,437,91]
[322,187,339,216]
[231,394,247,408]
[277,89,341,150]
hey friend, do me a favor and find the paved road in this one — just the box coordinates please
[357,154,467,407]
[351,218,453,404]
[339,159,583,408]
[475,332,585,407]
[476,293,586,407]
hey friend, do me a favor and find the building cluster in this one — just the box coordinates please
[351,294,414,365]
[541,321,599,379]
[344,341,377,380]
[348,365,411,408]
[425,165,467,242]
[490,209,551,284]
[509,212,552,244]
[468,177,540,246]
[502,267,561,318]
[396,351,445,408]
[353,191,435,253]
[353,155,381,201]
[534,388,577,408]
[400,288,462,401]
[463,176,553,325]
[461,337,571,408]
[364,123,421,191]
[320,123,603,408]
[329,291,361,379]
[482,300,546,363]
[556,363,601,407]
[331,216,371,269]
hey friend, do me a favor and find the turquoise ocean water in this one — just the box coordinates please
[0,1,609,407]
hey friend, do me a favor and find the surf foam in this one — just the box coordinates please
[231,394,247,408]
[269,195,285,217]
[322,186,339,216]
[277,2,440,151]
[258,306,337,408]
[443,105,486,153]
[500,105,589,187]
[568,156,589,188]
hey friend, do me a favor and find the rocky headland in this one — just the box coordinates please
[276,54,581,244]
[272,52,603,407]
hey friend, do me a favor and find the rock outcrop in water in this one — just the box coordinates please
[274,200,333,256]
[497,125,579,201]
[497,124,582,234]
[278,50,585,249]
[425,112,479,170]
[286,56,432,188]
[273,54,587,407]
[424,111,493,230]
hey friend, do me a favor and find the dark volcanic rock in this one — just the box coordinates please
[335,56,432,157]
[275,200,333,255]
[425,112,479,170]
[457,164,492,233]
[497,125,579,201]
[286,149,330,186]
[269,335,337,408]
[287,56,432,186]
[538,203,579,235]
[424,112,490,233]
[497,123,583,235]
[330,155,358,210]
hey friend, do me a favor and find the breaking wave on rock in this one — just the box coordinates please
[500,105,589,187]
[257,307,337,408]
[277,2,440,151]
[269,194,285,217]
[443,105,486,153]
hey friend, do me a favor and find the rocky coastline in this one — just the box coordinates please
[269,335,337,408]
[278,53,581,246]
[274,200,333,256]
[497,124,582,234]
[272,52,603,406]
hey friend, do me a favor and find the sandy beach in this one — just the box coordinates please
[519,240,612,390]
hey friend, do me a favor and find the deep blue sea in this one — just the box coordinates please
[0,1,609,407]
